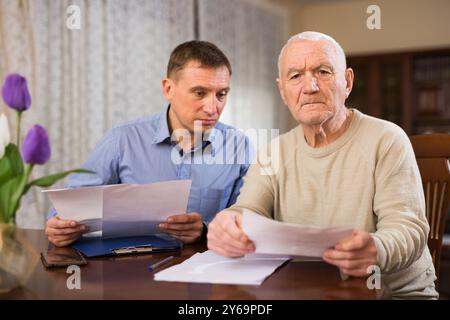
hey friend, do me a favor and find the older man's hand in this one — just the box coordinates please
[207,210,255,257]
[322,229,378,277]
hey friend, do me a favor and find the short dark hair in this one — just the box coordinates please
[166,40,232,78]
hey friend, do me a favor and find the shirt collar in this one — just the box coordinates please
[204,126,218,145]
[152,106,172,144]
[152,105,220,149]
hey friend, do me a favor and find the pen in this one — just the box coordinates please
[148,255,174,272]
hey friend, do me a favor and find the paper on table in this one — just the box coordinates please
[241,210,353,258]
[42,180,192,238]
[102,180,192,238]
[154,250,289,285]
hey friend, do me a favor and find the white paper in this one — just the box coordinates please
[241,210,353,258]
[154,250,289,285]
[102,181,192,238]
[42,185,115,232]
[43,180,192,238]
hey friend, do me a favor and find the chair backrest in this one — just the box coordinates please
[409,133,450,281]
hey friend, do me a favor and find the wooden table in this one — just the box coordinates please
[1,229,388,300]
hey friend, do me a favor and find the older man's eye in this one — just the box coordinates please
[289,74,300,80]
[318,69,332,78]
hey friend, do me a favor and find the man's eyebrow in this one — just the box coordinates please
[286,64,334,76]
[286,67,303,76]
[189,86,207,92]
[316,63,334,70]
[189,86,230,92]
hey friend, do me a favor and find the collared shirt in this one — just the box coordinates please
[49,107,252,223]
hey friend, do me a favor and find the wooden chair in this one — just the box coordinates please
[409,133,450,283]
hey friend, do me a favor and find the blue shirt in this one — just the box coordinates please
[49,107,252,223]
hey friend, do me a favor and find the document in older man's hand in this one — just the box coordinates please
[42,180,192,238]
[241,210,353,257]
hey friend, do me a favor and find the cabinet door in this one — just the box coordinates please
[347,56,411,133]
[380,62,403,126]
[346,63,372,115]
[413,54,450,134]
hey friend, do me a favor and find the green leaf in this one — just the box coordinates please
[0,206,5,223]
[24,169,95,193]
[0,155,13,185]
[8,164,33,223]
[0,175,22,223]
[4,143,24,176]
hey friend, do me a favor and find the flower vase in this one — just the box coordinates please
[0,223,39,294]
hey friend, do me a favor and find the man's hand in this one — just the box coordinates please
[207,210,255,257]
[159,212,204,244]
[45,216,89,247]
[322,229,378,277]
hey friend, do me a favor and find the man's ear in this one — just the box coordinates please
[162,78,174,101]
[277,78,288,106]
[344,68,354,98]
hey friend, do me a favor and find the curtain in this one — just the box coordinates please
[198,0,290,131]
[0,0,289,229]
[0,0,195,228]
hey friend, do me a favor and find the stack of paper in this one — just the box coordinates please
[154,250,289,286]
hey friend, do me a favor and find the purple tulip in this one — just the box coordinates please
[1,73,31,111]
[21,125,51,165]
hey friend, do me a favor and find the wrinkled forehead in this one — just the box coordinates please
[280,40,345,74]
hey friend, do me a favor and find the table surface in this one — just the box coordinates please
[1,229,388,300]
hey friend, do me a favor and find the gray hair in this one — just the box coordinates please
[277,31,347,78]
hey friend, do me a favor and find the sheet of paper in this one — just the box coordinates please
[154,250,290,285]
[102,180,192,238]
[43,180,192,238]
[241,210,353,257]
[42,185,119,232]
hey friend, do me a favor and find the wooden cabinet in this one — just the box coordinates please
[346,49,450,135]
[347,49,450,233]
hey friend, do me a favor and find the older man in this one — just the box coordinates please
[46,41,251,247]
[207,31,438,299]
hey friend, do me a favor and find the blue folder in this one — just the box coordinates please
[72,235,182,258]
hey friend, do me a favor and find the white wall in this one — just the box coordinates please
[283,0,450,55]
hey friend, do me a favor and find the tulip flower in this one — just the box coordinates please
[0,113,10,158]
[0,73,94,225]
[1,73,32,147]
[1,73,31,112]
[21,125,51,165]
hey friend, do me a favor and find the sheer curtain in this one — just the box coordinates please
[198,0,290,132]
[0,0,289,229]
[0,0,195,228]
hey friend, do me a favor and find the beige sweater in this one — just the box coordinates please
[231,109,438,299]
